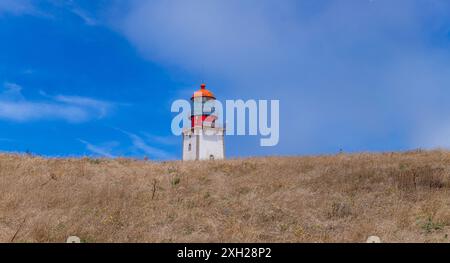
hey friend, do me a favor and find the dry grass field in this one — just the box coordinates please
[1,150,450,243]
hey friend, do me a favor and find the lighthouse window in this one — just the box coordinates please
[188,144,192,151]
[210,155,215,160]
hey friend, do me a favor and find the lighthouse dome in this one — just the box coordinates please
[191,83,215,100]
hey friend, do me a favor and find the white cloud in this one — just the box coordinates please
[52,95,112,118]
[1,82,25,100]
[0,0,34,16]
[116,128,174,159]
[119,0,292,81]
[0,0,98,25]
[69,7,98,26]
[142,132,177,146]
[0,83,114,123]
[78,139,117,158]
[78,130,175,160]
[0,0,51,18]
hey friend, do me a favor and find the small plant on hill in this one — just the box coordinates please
[89,158,102,165]
[171,177,181,186]
[418,216,444,234]
[327,201,352,218]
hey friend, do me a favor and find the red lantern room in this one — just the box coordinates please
[191,83,218,128]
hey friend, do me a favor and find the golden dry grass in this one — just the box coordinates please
[1,150,450,243]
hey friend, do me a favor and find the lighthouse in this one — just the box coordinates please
[182,84,225,161]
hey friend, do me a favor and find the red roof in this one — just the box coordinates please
[191,84,215,100]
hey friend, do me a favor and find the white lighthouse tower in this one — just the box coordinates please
[182,84,225,161]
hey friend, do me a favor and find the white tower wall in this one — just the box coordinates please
[182,127,225,161]
[198,130,225,160]
[182,131,197,161]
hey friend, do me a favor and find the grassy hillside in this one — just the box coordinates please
[1,151,450,243]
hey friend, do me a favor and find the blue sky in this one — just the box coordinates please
[0,0,450,160]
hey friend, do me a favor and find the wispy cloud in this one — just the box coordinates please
[0,0,98,26]
[52,94,112,118]
[78,139,117,158]
[0,82,114,123]
[69,7,98,26]
[0,0,52,18]
[142,132,177,146]
[116,128,174,160]
[0,0,34,16]
[57,1,99,26]
[22,69,35,75]
[1,82,24,100]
